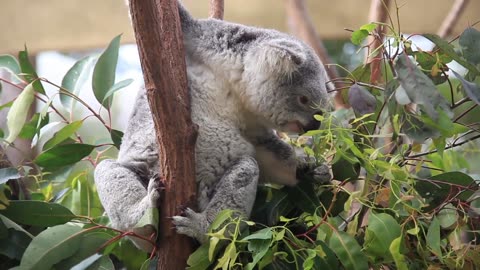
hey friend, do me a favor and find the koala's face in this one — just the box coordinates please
[242,37,331,133]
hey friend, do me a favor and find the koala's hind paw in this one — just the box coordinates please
[147,174,164,207]
[172,208,208,243]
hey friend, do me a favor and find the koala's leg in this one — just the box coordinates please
[172,156,259,243]
[94,159,162,250]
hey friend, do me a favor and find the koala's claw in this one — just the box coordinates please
[172,208,208,243]
[147,176,164,207]
[312,164,332,184]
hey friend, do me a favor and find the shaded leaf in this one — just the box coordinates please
[0,228,32,260]
[92,35,121,109]
[0,54,23,82]
[111,129,124,149]
[423,34,479,76]
[348,84,376,115]
[0,168,21,184]
[332,157,360,182]
[43,120,83,150]
[426,217,442,257]
[5,82,35,143]
[61,55,96,111]
[18,47,45,94]
[242,227,273,241]
[102,78,134,102]
[245,239,271,270]
[34,143,95,170]
[19,224,83,270]
[395,54,451,120]
[329,231,368,270]
[18,112,49,140]
[187,244,211,270]
[0,201,75,227]
[364,213,401,260]
[287,180,322,214]
[459,27,480,65]
[452,69,480,106]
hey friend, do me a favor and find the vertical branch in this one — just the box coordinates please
[209,0,224,20]
[365,0,391,84]
[128,0,197,269]
[285,0,348,109]
[437,0,470,38]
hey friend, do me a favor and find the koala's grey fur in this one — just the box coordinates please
[95,2,330,250]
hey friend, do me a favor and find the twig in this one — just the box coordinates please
[437,0,470,38]
[407,134,480,158]
[209,0,224,20]
[285,0,348,109]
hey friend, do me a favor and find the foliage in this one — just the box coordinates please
[0,15,480,270]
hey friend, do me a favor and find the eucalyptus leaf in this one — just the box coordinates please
[426,217,442,257]
[102,78,134,103]
[5,82,35,143]
[452,69,480,106]
[61,55,96,111]
[329,231,368,270]
[92,35,121,109]
[348,84,376,115]
[364,213,401,260]
[0,54,23,83]
[18,47,45,94]
[0,168,21,184]
[459,27,480,65]
[0,201,75,227]
[34,143,96,170]
[111,129,124,149]
[43,120,83,150]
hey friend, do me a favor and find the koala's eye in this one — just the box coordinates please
[298,95,309,105]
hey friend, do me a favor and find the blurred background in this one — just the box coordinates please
[0,0,479,166]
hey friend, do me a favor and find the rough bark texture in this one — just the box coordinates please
[285,0,347,109]
[365,0,391,84]
[128,0,197,268]
[209,0,224,20]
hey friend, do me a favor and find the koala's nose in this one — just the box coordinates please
[304,111,322,132]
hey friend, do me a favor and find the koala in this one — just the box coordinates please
[94,2,331,250]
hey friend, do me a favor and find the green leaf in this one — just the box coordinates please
[102,78,134,102]
[423,34,479,76]
[0,214,34,239]
[55,231,112,269]
[61,55,96,111]
[92,35,122,109]
[459,27,480,65]
[364,213,401,260]
[0,168,21,184]
[5,82,35,143]
[395,53,451,120]
[416,172,478,210]
[0,54,23,82]
[18,112,49,140]
[209,209,234,232]
[426,217,442,257]
[0,201,75,227]
[0,100,14,111]
[348,84,376,115]
[34,143,95,170]
[389,236,408,270]
[0,228,32,260]
[351,29,369,45]
[329,231,368,270]
[314,241,340,269]
[43,120,83,150]
[187,244,212,270]
[437,206,458,229]
[242,227,273,241]
[332,157,360,182]
[19,224,83,270]
[18,47,45,94]
[111,129,124,149]
[452,70,480,106]
[287,180,322,214]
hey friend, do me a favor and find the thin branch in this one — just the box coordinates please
[209,0,224,20]
[285,0,348,109]
[407,134,480,158]
[437,0,470,38]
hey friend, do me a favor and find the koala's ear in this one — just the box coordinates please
[253,39,307,76]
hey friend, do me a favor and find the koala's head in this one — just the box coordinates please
[241,36,331,133]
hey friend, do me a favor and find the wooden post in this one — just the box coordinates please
[127,0,197,269]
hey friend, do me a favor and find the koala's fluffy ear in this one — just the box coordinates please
[249,39,307,77]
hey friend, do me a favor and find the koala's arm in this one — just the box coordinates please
[94,89,162,251]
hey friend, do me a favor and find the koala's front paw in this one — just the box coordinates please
[147,174,164,207]
[297,161,332,184]
[172,208,208,243]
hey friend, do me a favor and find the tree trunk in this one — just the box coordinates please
[127,0,197,269]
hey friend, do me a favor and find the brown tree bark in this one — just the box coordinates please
[127,0,197,269]
[209,0,224,20]
[285,0,348,109]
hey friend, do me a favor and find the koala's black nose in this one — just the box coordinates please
[304,111,323,132]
